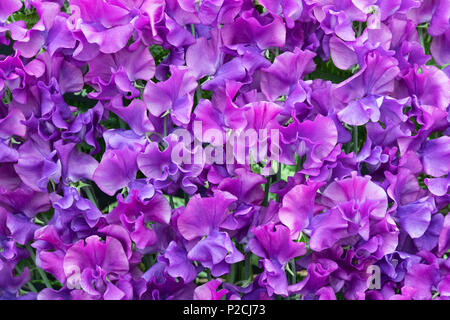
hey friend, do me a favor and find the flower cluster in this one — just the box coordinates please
[0,0,449,300]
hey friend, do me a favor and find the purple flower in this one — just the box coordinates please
[258,0,303,28]
[431,30,450,66]
[420,136,450,177]
[158,240,198,283]
[260,47,316,101]
[334,51,400,125]
[143,65,197,126]
[93,146,139,196]
[49,187,102,243]
[14,139,61,192]
[85,44,155,100]
[106,190,171,251]
[278,181,323,239]
[279,114,339,168]
[194,279,228,300]
[187,229,244,277]
[0,0,449,301]
[395,196,435,239]
[0,0,22,23]
[399,65,450,111]
[403,252,441,300]
[137,133,204,195]
[249,223,306,296]
[63,233,131,300]
[141,261,195,300]
[439,214,450,257]
[288,258,339,299]
[309,172,389,252]
[221,9,286,50]
[67,0,137,54]
[177,190,244,276]
[55,141,98,184]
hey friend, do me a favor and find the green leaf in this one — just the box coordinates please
[149,45,170,66]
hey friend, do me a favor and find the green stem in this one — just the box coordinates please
[146,131,164,142]
[26,244,52,289]
[169,195,174,209]
[143,254,153,269]
[195,88,202,104]
[418,27,425,48]
[244,252,252,281]
[41,213,49,224]
[83,186,98,207]
[27,282,38,293]
[15,266,38,293]
[353,126,359,154]
[184,193,189,207]
[119,118,126,129]
[163,114,167,137]
[287,260,296,287]
[276,164,281,202]
[228,263,236,283]
[263,177,271,207]
[295,154,304,172]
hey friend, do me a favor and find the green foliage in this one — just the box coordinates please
[440,204,450,215]
[343,124,367,155]
[164,194,185,209]
[63,86,98,114]
[76,141,95,154]
[15,243,62,294]
[306,57,356,83]
[417,173,431,190]
[352,21,367,37]
[416,22,447,68]
[62,0,71,14]
[264,47,279,63]
[254,0,266,14]
[1,87,12,105]
[280,164,296,181]
[149,45,170,66]
[100,110,122,129]
[8,7,40,29]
